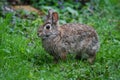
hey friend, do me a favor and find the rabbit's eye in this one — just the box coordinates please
[46,25,51,30]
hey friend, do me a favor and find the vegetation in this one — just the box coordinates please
[0,0,120,80]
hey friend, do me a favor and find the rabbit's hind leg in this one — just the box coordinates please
[53,52,67,63]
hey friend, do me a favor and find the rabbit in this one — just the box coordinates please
[37,9,100,64]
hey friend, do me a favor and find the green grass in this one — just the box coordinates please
[0,2,120,80]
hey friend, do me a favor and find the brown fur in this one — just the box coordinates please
[37,9,100,64]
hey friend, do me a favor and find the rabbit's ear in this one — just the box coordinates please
[48,9,54,18]
[52,12,59,23]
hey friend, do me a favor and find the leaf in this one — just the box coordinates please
[66,7,78,16]
[3,49,11,54]
[41,6,53,10]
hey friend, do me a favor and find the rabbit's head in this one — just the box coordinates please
[37,9,60,40]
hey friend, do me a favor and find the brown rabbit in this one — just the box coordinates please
[37,9,99,64]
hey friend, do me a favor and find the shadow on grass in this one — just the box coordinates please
[28,53,53,66]
[28,52,94,66]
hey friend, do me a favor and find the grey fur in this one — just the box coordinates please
[37,9,100,64]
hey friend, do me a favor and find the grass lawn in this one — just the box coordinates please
[0,2,120,80]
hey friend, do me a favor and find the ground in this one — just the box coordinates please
[0,1,120,80]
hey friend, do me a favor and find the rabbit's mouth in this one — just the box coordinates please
[46,35,50,37]
[42,34,57,40]
[42,35,50,40]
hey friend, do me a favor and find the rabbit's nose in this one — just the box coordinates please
[37,29,42,37]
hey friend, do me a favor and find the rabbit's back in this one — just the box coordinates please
[58,23,99,54]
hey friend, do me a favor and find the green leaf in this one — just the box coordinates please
[66,7,78,16]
